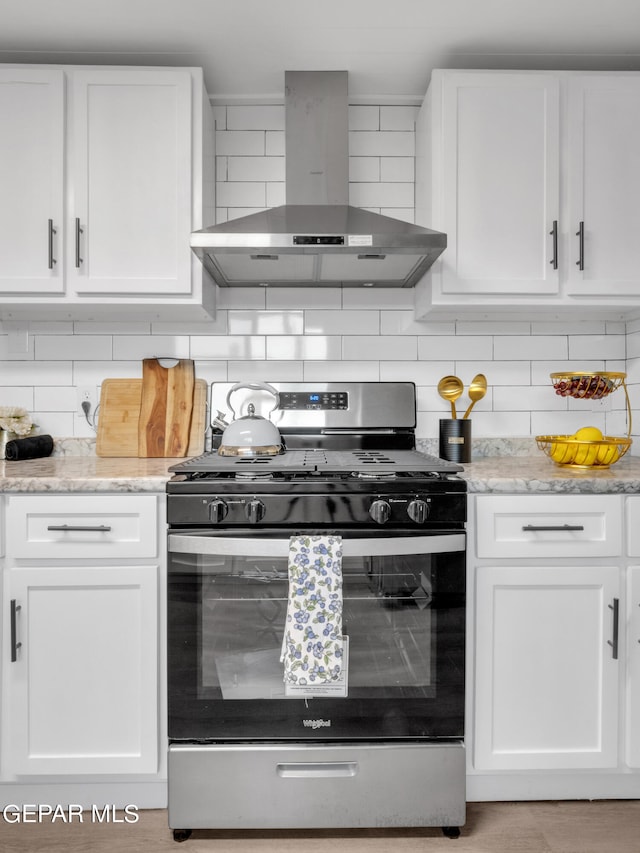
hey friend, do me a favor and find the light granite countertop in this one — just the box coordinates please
[0,455,179,493]
[1,447,640,494]
[460,455,640,494]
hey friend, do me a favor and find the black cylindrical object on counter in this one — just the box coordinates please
[4,434,54,461]
[439,419,472,463]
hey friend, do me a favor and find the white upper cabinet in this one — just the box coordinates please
[0,64,215,320]
[565,75,640,298]
[0,68,65,294]
[419,71,560,299]
[416,69,640,319]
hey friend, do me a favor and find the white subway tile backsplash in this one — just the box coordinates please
[381,312,454,335]
[342,289,414,310]
[227,156,285,182]
[493,385,566,412]
[349,157,380,182]
[349,105,379,131]
[266,182,286,207]
[349,131,414,157]
[227,105,285,131]
[382,361,455,385]
[266,336,342,361]
[265,131,285,156]
[216,288,266,309]
[380,106,419,130]
[380,208,415,223]
[217,182,267,208]
[493,335,568,361]
[35,336,112,361]
[228,311,304,335]
[380,157,414,182]
[267,288,342,309]
[227,360,304,382]
[35,386,78,412]
[569,334,626,360]
[305,310,379,335]
[152,316,228,336]
[0,385,34,408]
[191,336,266,360]
[112,336,190,361]
[302,361,380,381]
[216,130,266,156]
[349,182,414,209]
[2,361,72,385]
[343,335,417,360]
[418,336,493,361]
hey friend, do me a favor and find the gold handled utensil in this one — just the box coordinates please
[437,375,464,419]
[463,373,487,419]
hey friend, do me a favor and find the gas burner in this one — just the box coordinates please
[233,471,275,482]
[351,470,398,480]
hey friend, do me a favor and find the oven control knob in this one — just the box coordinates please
[208,499,229,524]
[245,498,266,524]
[369,499,391,525]
[407,499,430,524]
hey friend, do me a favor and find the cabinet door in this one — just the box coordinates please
[628,566,640,767]
[0,68,65,294]
[67,68,193,296]
[474,565,620,770]
[438,71,560,296]
[5,565,158,775]
[566,75,640,296]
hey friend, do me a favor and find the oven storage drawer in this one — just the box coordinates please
[5,494,159,559]
[475,495,623,559]
[168,742,465,830]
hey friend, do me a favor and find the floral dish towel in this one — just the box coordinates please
[280,535,343,685]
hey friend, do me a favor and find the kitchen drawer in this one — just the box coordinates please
[475,495,623,559]
[5,494,158,560]
[626,497,640,556]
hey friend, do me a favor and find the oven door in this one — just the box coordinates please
[168,529,465,742]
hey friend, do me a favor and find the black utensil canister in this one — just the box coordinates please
[439,419,471,463]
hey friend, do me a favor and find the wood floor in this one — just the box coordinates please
[1,801,640,852]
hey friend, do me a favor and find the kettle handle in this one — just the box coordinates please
[226,382,280,418]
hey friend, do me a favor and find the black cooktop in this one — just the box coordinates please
[169,448,463,477]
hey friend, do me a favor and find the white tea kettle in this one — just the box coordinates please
[215,382,284,457]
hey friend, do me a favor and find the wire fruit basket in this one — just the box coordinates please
[536,372,632,469]
[536,435,632,468]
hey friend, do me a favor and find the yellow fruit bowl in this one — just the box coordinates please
[536,435,632,468]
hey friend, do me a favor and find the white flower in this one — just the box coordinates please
[0,406,34,437]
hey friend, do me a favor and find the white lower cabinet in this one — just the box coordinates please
[6,564,158,775]
[0,493,165,795]
[469,492,640,800]
[474,564,620,770]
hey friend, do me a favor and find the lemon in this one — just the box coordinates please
[574,426,604,441]
[596,444,618,466]
[573,444,599,466]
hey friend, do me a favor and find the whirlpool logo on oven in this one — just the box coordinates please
[303,719,331,729]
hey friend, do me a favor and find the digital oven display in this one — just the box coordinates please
[278,391,348,410]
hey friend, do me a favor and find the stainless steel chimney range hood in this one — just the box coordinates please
[190,71,447,288]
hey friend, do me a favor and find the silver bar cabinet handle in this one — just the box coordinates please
[75,218,84,267]
[48,219,57,269]
[47,524,112,532]
[10,599,22,662]
[608,598,619,660]
[576,221,584,270]
[522,524,585,532]
[549,220,558,270]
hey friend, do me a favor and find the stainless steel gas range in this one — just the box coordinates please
[166,382,466,842]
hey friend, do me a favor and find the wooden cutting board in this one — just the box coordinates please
[96,377,207,458]
[138,358,195,457]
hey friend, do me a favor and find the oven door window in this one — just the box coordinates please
[168,531,465,741]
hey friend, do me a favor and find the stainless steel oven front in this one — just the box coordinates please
[167,527,466,836]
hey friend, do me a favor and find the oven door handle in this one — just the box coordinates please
[168,532,465,558]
